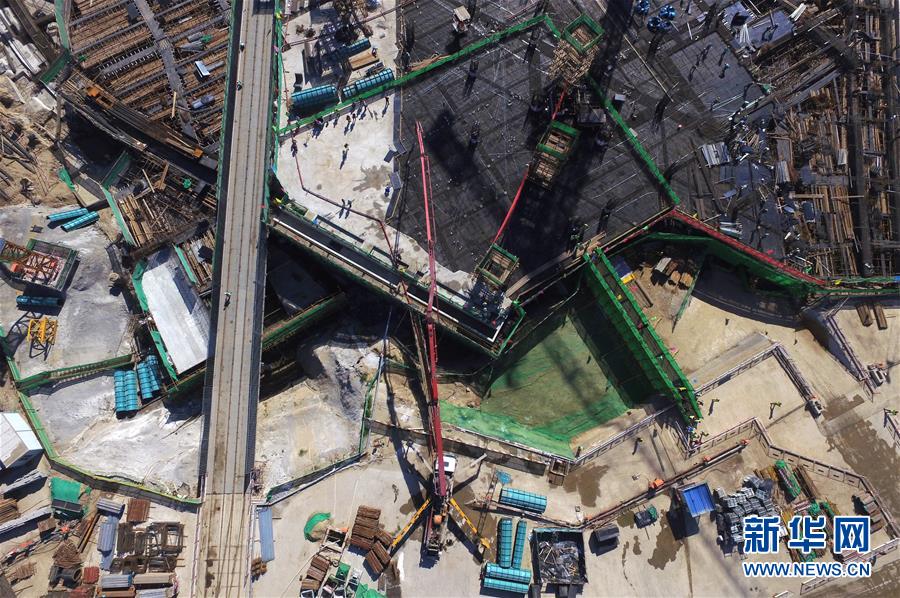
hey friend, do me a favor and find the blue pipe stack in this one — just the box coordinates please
[114,370,139,413]
[47,208,88,223]
[62,212,99,232]
[482,517,532,594]
[136,355,161,401]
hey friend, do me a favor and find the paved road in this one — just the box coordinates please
[196,1,274,595]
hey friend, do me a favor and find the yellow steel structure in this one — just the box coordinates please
[26,317,58,346]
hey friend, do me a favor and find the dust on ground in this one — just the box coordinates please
[255,330,381,490]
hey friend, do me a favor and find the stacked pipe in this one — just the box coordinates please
[114,370,139,413]
[61,211,99,232]
[498,487,547,513]
[47,208,88,223]
[136,355,162,401]
[483,518,531,594]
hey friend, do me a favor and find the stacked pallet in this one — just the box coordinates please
[300,554,332,592]
[127,498,150,523]
[0,499,19,524]
[349,506,380,551]
[364,531,392,577]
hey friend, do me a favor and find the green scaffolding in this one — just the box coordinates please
[583,249,701,422]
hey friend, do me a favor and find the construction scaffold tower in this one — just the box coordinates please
[549,15,604,86]
[0,238,58,283]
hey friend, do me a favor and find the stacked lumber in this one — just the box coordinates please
[364,525,393,577]
[127,498,150,523]
[301,554,331,592]
[53,540,83,568]
[349,506,380,551]
[0,499,19,524]
[6,561,35,584]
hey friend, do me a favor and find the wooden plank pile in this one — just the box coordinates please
[127,498,150,524]
[365,535,392,577]
[0,498,19,524]
[6,561,35,584]
[301,554,332,593]
[53,540,83,568]
[349,506,380,551]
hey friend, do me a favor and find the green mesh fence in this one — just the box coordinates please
[54,0,70,50]
[583,250,701,422]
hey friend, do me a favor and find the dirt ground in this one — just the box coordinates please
[0,76,78,208]
[255,331,381,491]
[0,204,131,379]
[29,374,201,497]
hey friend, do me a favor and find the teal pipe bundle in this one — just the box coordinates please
[343,38,371,56]
[482,577,529,594]
[47,208,88,223]
[16,296,60,308]
[114,370,139,413]
[61,212,99,231]
[511,519,528,568]
[497,517,513,568]
[341,69,394,99]
[485,563,531,584]
[499,488,547,513]
[291,85,338,112]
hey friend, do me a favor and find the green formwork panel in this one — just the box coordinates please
[583,250,701,422]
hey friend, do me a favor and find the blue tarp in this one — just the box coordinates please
[680,483,715,517]
[258,507,275,562]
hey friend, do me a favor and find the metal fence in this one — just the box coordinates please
[799,538,899,594]
[684,417,899,538]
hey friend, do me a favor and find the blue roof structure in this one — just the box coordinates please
[680,483,715,518]
[258,507,275,562]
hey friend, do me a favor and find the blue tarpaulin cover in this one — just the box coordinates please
[680,483,715,517]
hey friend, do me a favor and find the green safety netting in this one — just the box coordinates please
[355,584,386,598]
[442,294,650,457]
[57,168,76,192]
[304,512,332,541]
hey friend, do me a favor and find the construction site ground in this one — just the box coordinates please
[636,262,900,519]
[0,204,131,378]
[0,456,197,596]
[255,329,380,491]
[253,420,891,597]
[29,374,202,497]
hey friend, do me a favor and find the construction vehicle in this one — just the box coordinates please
[387,124,490,561]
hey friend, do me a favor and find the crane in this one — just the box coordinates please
[414,121,453,556]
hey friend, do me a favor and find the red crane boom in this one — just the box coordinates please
[416,121,447,498]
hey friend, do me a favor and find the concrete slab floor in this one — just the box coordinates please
[0,204,130,379]
[29,374,201,497]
